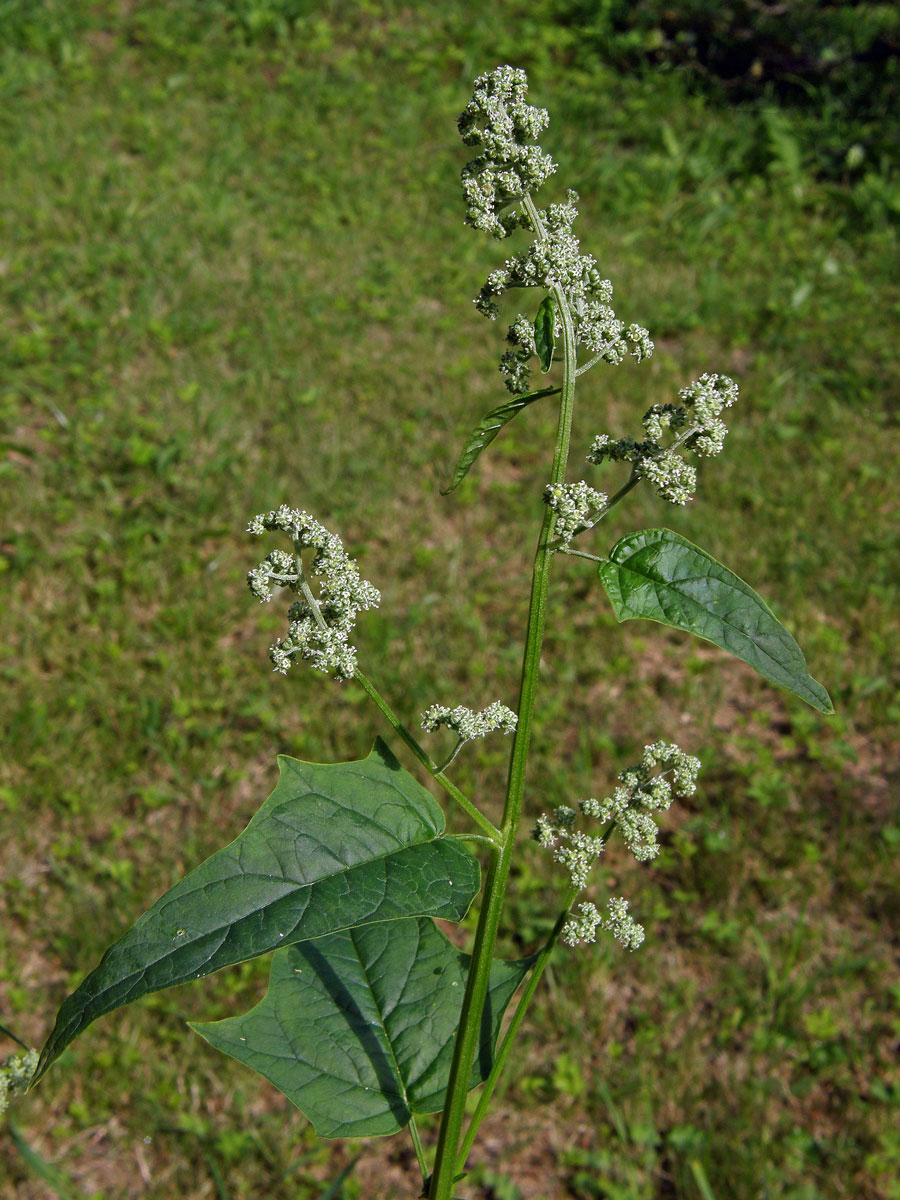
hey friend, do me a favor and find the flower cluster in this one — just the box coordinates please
[458,69,652,395]
[562,897,645,950]
[534,805,605,890]
[544,480,608,546]
[588,373,739,505]
[458,65,556,239]
[247,505,380,681]
[474,190,653,393]
[535,742,700,950]
[499,312,538,394]
[581,741,701,862]
[0,1048,38,1117]
[421,701,518,743]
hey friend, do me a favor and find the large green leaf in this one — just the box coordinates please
[598,528,833,713]
[192,917,534,1138]
[442,385,559,494]
[35,741,480,1083]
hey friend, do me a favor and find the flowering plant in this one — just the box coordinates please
[9,66,831,1198]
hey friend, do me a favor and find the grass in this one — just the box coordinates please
[1,3,898,1198]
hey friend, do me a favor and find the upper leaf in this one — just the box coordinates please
[598,528,833,713]
[34,740,480,1083]
[442,386,559,495]
[192,916,534,1138]
[533,295,556,372]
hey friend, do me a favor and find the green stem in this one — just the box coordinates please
[435,737,465,774]
[354,671,501,843]
[455,818,617,1173]
[454,892,577,1173]
[428,193,578,1200]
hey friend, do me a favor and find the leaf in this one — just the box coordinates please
[441,386,559,495]
[533,294,556,372]
[192,917,534,1138]
[35,741,480,1083]
[598,528,833,713]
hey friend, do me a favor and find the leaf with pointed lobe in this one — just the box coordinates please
[34,740,480,1083]
[193,917,534,1138]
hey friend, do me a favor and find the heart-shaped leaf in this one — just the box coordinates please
[193,917,534,1138]
[442,386,559,495]
[599,528,833,713]
[533,294,556,372]
[35,741,480,1083]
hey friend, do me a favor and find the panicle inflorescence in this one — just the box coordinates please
[543,480,608,546]
[421,701,518,744]
[473,189,653,393]
[535,742,700,951]
[0,1048,38,1117]
[588,373,739,505]
[534,805,605,890]
[459,68,652,395]
[562,898,645,950]
[247,505,380,681]
[581,741,701,862]
[458,65,555,240]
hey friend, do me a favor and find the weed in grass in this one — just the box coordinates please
[1,58,844,1200]
[1,9,898,1200]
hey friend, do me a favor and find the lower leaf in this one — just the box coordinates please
[34,740,480,1084]
[192,917,534,1139]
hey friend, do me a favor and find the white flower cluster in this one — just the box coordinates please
[562,897,645,950]
[247,505,380,681]
[458,69,652,395]
[544,480,608,546]
[534,805,605,890]
[0,1048,38,1117]
[458,65,556,239]
[421,701,518,743]
[474,191,653,394]
[536,742,700,951]
[588,373,739,505]
[500,312,538,393]
[581,741,701,862]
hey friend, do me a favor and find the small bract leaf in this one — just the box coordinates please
[533,294,556,372]
[442,386,559,495]
[35,741,480,1083]
[192,917,534,1138]
[598,528,833,713]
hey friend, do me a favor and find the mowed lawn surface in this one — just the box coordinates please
[1,5,898,1198]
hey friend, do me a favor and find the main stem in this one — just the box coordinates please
[454,891,577,1172]
[428,195,578,1200]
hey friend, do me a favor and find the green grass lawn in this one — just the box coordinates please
[1,4,898,1198]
